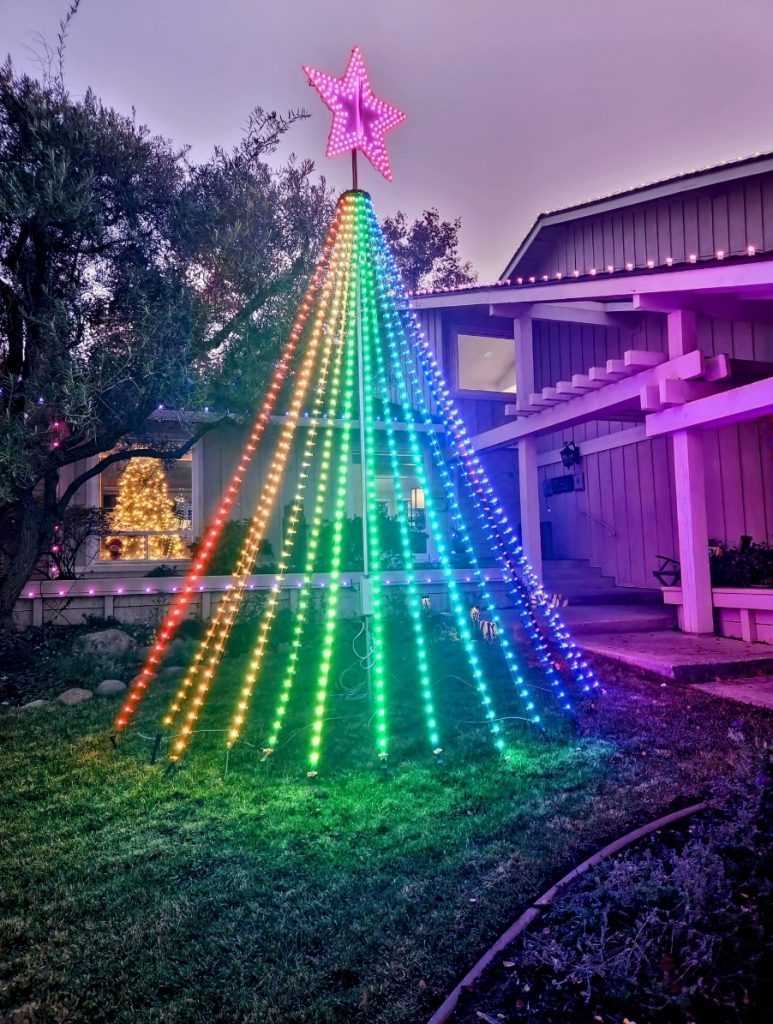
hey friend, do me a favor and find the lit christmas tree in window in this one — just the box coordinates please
[108,458,188,561]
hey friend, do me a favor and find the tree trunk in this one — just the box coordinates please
[0,493,52,629]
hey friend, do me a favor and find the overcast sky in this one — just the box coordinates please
[4,0,773,280]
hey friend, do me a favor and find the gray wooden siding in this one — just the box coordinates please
[531,173,773,279]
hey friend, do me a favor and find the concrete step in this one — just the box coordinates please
[578,630,773,683]
[545,589,665,606]
[504,604,677,636]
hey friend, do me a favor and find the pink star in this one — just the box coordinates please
[303,46,406,182]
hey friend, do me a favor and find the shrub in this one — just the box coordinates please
[476,774,773,1024]
[710,539,773,588]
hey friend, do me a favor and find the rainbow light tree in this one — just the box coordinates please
[115,47,600,773]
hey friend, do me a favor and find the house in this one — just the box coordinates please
[411,152,773,643]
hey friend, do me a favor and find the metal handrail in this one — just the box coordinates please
[578,506,616,537]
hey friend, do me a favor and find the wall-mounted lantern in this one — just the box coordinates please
[560,441,581,469]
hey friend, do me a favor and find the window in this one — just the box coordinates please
[456,333,516,394]
[100,453,193,561]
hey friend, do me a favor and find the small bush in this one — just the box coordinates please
[710,539,773,588]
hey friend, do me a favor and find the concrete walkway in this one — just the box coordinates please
[690,677,773,710]
[579,629,773,682]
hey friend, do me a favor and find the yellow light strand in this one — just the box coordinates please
[265,196,359,755]
[165,210,351,759]
[226,217,354,748]
[116,205,346,731]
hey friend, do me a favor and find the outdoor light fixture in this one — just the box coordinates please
[560,441,581,469]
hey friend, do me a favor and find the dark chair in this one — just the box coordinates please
[653,554,680,587]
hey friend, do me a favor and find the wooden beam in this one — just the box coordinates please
[490,301,636,328]
[624,349,668,370]
[519,438,542,580]
[411,257,773,312]
[472,349,705,449]
[667,309,698,358]
[646,376,773,436]
[571,373,605,392]
[514,315,534,413]
[640,384,663,412]
[658,378,724,407]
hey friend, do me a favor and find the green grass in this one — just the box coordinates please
[1,620,771,1024]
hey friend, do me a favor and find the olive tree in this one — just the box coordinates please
[0,62,332,623]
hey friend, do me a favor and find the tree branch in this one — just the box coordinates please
[205,255,305,352]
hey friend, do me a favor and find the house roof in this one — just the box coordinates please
[409,150,773,302]
[500,150,773,283]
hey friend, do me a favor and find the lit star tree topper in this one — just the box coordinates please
[303,46,406,184]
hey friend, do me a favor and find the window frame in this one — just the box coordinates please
[448,326,518,401]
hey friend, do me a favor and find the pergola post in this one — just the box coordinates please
[672,429,714,632]
[514,314,542,579]
[667,309,713,633]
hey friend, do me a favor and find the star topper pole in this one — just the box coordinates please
[303,46,406,188]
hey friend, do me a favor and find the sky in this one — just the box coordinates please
[4,0,773,281]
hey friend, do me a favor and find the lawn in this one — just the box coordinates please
[1,616,771,1024]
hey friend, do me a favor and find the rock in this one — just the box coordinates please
[134,644,154,662]
[73,629,136,658]
[166,639,192,662]
[57,687,94,705]
[21,699,48,710]
[161,665,186,678]
[95,679,127,697]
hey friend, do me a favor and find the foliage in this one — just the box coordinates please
[710,538,773,588]
[457,774,773,1024]
[382,207,477,293]
[0,619,149,701]
[144,563,183,578]
[0,58,332,620]
[41,505,110,580]
[189,520,274,576]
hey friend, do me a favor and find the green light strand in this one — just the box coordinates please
[308,241,360,772]
[362,209,505,750]
[357,203,439,753]
[355,199,388,760]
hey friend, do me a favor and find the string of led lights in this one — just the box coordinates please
[361,205,571,715]
[264,198,360,760]
[358,223,440,751]
[114,208,347,732]
[364,199,598,699]
[360,198,554,723]
[225,217,355,752]
[165,214,352,758]
[353,195,506,750]
[355,213,389,762]
[307,285,359,773]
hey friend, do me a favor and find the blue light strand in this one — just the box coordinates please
[362,204,552,723]
[358,204,506,750]
[356,201,441,751]
[363,197,598,702]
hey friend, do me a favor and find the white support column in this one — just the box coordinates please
[672,428,714,633]
[514,314,542,579]
[666,310,713,633]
